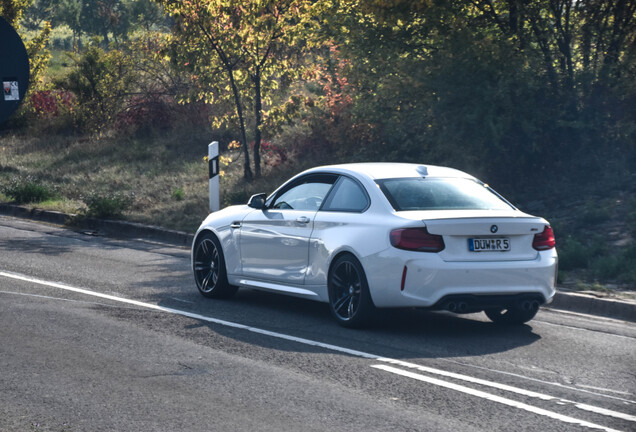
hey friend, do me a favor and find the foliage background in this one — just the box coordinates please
[1,0,635,291]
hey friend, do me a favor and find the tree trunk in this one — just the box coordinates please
[252,68,262,179]
[228,70,252,181]
[601,0,634,77]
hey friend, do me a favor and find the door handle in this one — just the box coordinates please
[296,216,310,224]
[230,222,241,229]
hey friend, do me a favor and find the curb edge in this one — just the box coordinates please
[0,203,194,247]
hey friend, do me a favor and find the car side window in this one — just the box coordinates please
[322,176,369,212]
[271,175,336,211]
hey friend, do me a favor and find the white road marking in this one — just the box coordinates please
[371,364,622,432]
[377,358,636,423]
[442,358,636,404]
[577,384,634,397]
[574,404,636,423]
[542,307,635,324]
[0,290,148,310]
[1,270,633,430]
[0,290,87,303]
[538,319,636,341]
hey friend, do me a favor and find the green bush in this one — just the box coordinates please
[49,25,75,51]
[172,188,185,201]
[2,177,57,204]
[558,235,608,271]
[581,205,611,225]
[591,245,636,284]
[59,45,134,132]
[224,189,250,206]
[558,238,590,270]
[82,192,134,219]
[591,256,621,280]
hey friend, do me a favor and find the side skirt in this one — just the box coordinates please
[228,276,327,302]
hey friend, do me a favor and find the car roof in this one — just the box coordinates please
[305,163,476,181]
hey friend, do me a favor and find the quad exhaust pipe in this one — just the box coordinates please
[520,300,540,312]
[445,298,540,314]
[446,301,469,313]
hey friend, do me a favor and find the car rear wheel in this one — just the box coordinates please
[328,254,375,328]
[193,233,237,299]
[485,300,540,325]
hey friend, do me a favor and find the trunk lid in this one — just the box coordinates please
[399,210,547,262]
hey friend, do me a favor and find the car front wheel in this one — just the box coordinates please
[193,233,237,299]
[328,254,375,328]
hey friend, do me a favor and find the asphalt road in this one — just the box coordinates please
[1,215,634,432]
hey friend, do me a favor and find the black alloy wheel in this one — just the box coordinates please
[328,254,374,328]
[193,233,237,299]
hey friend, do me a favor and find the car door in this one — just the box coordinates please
[239,174,337,285]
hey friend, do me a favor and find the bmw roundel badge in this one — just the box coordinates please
[490,225,498,233]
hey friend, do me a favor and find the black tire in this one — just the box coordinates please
[328,254,375,328]
[193,233,238,299]
[485,301,539,325]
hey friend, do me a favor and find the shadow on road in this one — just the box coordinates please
[152,288,541,361]
[0,217,541,362]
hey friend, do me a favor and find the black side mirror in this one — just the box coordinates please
[247,193,267,209]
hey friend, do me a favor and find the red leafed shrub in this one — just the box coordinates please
[251,141,288,167]
[30,90,75,117]
[116,96,211,133]
[116,95,173,130]
[317,44,353,117]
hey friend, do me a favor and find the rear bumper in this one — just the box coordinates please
[430,293,547,314]
[364,248,558,308]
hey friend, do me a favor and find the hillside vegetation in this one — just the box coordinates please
[1,0,634,292]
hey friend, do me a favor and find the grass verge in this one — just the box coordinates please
[0,127,305,232]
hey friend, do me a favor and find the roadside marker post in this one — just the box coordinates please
[208,141,220,212]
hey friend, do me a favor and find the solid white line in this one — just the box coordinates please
[1,270,633,428]
[371,365,622,432]
[374,358,636,423]
[575,404,636,423]
[538,319,636,341]
[542,307,635,324]
[442,359,636,404]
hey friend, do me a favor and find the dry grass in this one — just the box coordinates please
[0,127,303,233]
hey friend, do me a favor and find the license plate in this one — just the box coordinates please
[468,238,510,252]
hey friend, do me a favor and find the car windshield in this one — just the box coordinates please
[377,177,514,211]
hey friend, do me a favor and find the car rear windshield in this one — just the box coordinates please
[376,177,514,211]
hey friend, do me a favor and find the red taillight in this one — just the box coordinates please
[533,225,555,251]
[390,228,445,252]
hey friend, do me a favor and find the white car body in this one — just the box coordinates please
[192,163,558,326]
